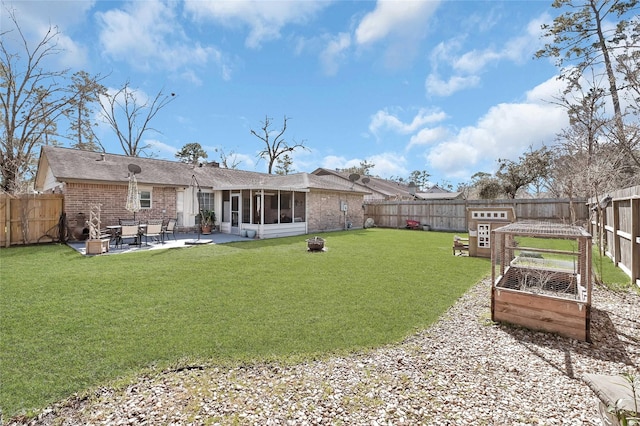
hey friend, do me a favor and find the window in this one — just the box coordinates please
[198,192,214,212]
[196,192,214,225]
[140,189,151,209]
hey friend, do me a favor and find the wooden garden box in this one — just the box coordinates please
[491,221,592,341]
[85,238,109,255]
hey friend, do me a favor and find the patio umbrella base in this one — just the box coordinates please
[184,239,213,245]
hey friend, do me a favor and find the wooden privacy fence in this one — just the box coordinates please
[364,197,589,232]
[588,185,640,287]
[0,193,64,247]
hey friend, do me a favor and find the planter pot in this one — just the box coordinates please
[201,225,212,234]
[241,229,248,237]
[246,229,257,238]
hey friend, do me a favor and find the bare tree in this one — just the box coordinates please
[214,147,241,169]
[100,82,176,157]
[536,0,639,168]
[496,146,553,199]
[0,10,70,193]
[64,71,107,152]
[250,115,308,174]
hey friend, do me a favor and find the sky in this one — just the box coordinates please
[3,0,574,187]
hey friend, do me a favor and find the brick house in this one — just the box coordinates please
[35,146,368,239]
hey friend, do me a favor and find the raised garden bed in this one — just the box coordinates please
[491,221,592,341]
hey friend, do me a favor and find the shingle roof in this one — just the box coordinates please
[37,146,368,194]
[311,168,414,198]
[310,168,463,200]
[39,146,195,186]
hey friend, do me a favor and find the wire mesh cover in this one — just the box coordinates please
[493,221,591,238]
[492,221,591,302]
[499,266,580,299]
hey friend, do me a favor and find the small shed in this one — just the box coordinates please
[491,221,592,341]
[467,207,516,258]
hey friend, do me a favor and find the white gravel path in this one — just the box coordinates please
[8,279,639,425]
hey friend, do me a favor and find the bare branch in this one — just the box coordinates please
[99,82,176,156]
[250,115,309,174]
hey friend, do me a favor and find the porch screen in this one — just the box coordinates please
[242,190,251,224]
[293,192,306,222]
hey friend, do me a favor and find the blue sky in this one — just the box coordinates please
[4,0,572,187]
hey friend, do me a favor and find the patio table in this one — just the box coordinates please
[109,224,147,247]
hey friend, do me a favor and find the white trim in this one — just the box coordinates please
[470,210,508,220]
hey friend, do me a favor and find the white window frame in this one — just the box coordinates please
[139,186,152,209]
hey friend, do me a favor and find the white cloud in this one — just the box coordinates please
[1,0,94,68]
[148,139,177,156]
[320,33,352,76]
[407,127,450,149]
[184,0,329,49]
[320,153,408,179]
[425,76,569,179]
[426,13,549,97]
[453,49,501,74]
[321,155,349,171]
[355,0,440,46]
[368,152,408,177]
[525,75,566,104]
[425,74,480,97]
[369,108,448,136]
[96,0,223,77]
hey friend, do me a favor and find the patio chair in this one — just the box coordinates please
[117,223,141,248]
[143,219,163,245]
[160,218,177,242]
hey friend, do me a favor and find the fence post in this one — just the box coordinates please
[4,196,10,248]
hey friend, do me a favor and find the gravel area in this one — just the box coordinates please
[9,279,639,425]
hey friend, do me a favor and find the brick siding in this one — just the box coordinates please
[64,182,177,233]
[307,190,364,232]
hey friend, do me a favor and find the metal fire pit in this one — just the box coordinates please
[306,236,325,251]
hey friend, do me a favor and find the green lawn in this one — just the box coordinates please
[0,228,484,418]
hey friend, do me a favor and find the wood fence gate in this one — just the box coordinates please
[0,194,64,247]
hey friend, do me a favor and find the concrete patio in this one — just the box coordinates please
[68,231,255,256]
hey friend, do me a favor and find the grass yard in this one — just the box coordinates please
[1,228,493,418]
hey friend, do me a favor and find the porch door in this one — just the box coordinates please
[231,193,240,234]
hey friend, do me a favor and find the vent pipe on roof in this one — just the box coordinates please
[97,153,105,161]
